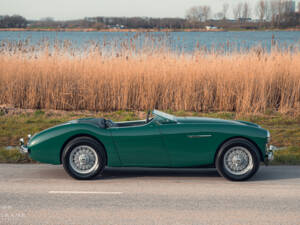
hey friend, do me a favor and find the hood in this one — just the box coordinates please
[176,117,260,127]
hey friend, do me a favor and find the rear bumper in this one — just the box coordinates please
[264,145,277,165]
[19,137,30,154]
[19,145,29,154]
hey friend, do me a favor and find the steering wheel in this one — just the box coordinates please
[146,110,151,123]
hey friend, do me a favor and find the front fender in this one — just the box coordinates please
[211,124,269,160]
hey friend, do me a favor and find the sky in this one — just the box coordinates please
[0,0,299,20]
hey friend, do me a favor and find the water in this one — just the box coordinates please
[0,31,300,52]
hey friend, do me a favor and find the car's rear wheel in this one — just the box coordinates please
[215,138,260,181]
[62,137,106,180]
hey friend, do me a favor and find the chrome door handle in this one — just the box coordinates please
[187,135,212,138]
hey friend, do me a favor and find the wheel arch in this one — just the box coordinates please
[59,134,108,165]
[213,136,264,165]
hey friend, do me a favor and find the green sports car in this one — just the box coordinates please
[20,110,274,181]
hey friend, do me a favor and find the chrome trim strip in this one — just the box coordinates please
[188,135,212,138]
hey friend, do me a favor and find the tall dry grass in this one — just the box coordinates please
[0,37,299,115]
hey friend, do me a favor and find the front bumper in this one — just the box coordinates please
[264,145,277,165]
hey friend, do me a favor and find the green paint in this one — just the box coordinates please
[26,110,269,167]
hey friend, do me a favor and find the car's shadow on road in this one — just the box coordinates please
[95,166,300,182]
[33,165,300,182]
[99,168,220,180]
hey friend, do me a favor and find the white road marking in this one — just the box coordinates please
[48,191,123,195]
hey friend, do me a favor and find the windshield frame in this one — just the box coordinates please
[152,110,177,123]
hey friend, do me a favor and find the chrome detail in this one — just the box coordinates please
[264,131,275,165]
[224,147,253,175]
[267,130,271,143]
[19,137,30,154]
[28,134,32,140]
[20,138,24,146]
[267,151,274,161]
[188,135,212,138]
[265,145,277,165]
[19,145,28,154]
[69,146,99,174]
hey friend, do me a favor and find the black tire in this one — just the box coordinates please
[62,136,106,180]
[215,138,260,181]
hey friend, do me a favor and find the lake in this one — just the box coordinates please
[1,31,300,52]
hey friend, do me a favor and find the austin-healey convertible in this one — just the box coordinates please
[20,110,274,181]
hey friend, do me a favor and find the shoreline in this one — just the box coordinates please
[1,28,300,32]
[0,28,223,32]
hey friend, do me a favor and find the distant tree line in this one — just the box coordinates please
[1,0,299,30]
[0,15,27,28]
[186,0,300,29]
[28,17,188,29]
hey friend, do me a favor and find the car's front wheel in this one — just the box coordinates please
[62,137,106,180]
[215,138,260,181]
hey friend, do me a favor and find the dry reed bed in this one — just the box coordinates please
[0,40,299,115]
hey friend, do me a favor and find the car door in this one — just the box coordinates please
[109,120,170,167]
[157,120,217,167]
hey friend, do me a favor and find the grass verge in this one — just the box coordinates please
[0,147,33,163]
[0,109,299,164]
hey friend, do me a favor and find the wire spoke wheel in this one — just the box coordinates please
[223,146,253,176]
[69,145,99,174]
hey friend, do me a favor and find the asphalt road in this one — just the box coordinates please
[0,164,300,225]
